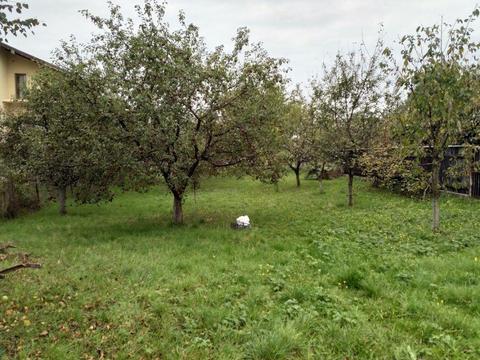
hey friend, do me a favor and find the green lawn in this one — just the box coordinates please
[1,176,480,359]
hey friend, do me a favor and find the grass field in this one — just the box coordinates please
[1,175,480,359]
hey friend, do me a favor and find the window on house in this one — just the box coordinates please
[15,73,27,99]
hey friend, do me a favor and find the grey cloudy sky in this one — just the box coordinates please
[6,0,479,85]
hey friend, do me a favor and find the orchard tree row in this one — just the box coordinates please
[1,1,480,231]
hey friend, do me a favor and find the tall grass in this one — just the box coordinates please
[1,175,479,359]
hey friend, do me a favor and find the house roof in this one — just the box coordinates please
[0,42,59,70]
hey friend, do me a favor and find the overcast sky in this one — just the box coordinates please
[5,0,479,85]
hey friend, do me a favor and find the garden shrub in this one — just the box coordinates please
[360,148,430,197]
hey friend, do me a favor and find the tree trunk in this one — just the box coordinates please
[318,162,326,193]
[348,169,354,207]
[57,186,67,216]
[34,178,41,207]
[172,194,183,225]
[3,178,19,218]
[431,161,440,231]
[295,167,301,188]
[273,182,279,192]
[193,178,199,204]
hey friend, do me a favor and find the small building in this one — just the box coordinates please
[0,42,54,113]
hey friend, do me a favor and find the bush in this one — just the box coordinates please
[0,161,40,219]
[305,164,343,180]
[360,147,430,197]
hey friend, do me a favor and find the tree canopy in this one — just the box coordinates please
[310,40,389,206]
[53,1,288,223]
[390,9,480,230]
[2,65,124,215]
[0,0,43,42]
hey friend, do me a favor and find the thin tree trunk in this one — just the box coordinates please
[0,190,4,217]
[295,167,301,187]
[4,178,18,218]
[431,161,440,231]
[348,169,354,207]
[193,179,198,204]
[318,162,326,193]
[57,186,67,216]
[34,178,41,207]
[273,182,279,192]
[172,194,183,225]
